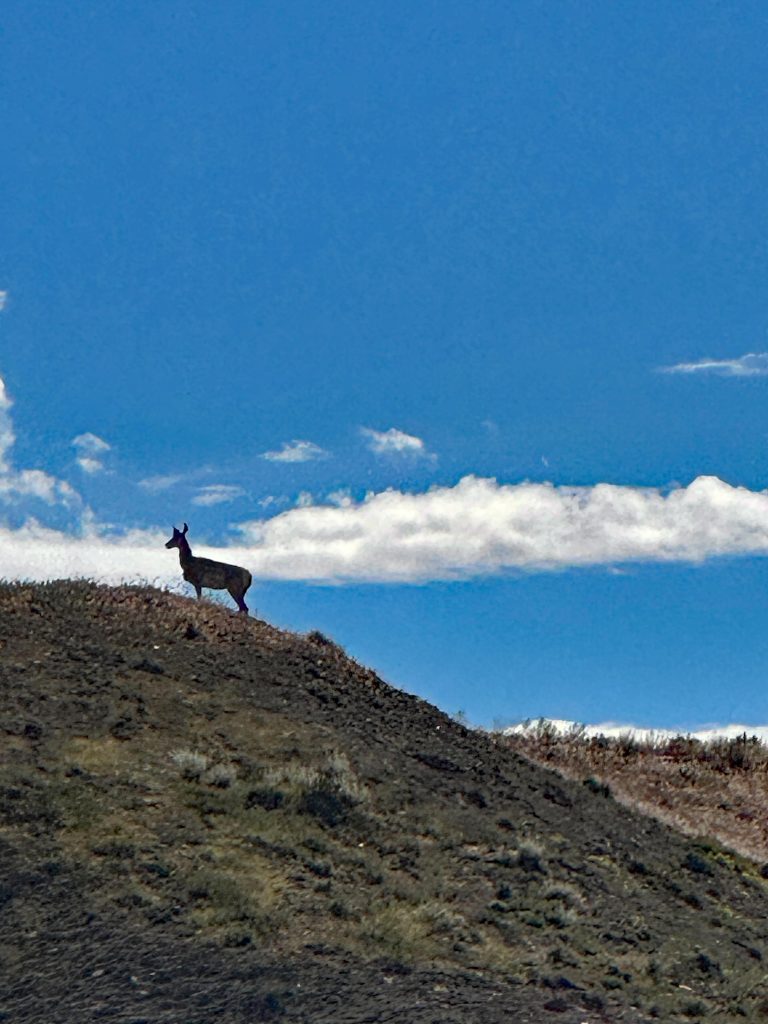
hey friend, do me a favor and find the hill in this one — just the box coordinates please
[1,581,768,1022]
[502,720,768,866]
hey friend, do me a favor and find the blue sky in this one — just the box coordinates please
[3,1,768,729]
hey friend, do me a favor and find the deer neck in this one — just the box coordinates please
[177,537,194,568]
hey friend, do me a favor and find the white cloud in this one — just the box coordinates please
[0,519,179,587]
[0,376,80,507]
[138,473,184,493]
[0,518,256,590]
[72,432,111,454]
[72,432,111,474]
[231,475,768,583]
[660,352,768,377]
[0,470,79,506]
[0,376,17,472]
[0,291,7,312]
[362,426,434,459]
[192,484,245,507]
[75,456,104,475]
[262,439,327,463]
[327,488,353,507]
[258,494,289,510]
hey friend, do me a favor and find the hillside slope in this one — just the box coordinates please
[1,581,767,1023]
[503,723,768,865]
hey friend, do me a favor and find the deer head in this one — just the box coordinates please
[165,523,189,549]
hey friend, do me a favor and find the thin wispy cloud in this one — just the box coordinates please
[361,426,434,459]
[72,432,112,474]
[138,473,184,493]
[660,352,768,377]
[258,494,289,510]
[0,291,7,312]
[72,432,110,453]
[192,484,245,507]
[262,439,327,463]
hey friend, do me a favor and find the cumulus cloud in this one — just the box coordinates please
[262,440,327,463]
[72,432,111,474]
[327,488,353,507]
[192,484,245,507]
[660,352,768,377]
[0,377,79,507]
[361,427,433,459]
[231,475,768,583]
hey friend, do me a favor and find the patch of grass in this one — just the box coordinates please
[264,751,368,806]
[171,748,209,780]
[201,762,238,788]
[517,840,548,874]
[361,900,441,962]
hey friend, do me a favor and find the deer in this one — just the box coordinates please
[165,523,252,614]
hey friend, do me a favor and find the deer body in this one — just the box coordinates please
[166,524,252,614]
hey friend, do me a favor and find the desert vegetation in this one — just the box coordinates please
[500,719,768,865]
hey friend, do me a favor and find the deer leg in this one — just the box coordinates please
[228,586,248,615]
[194,584,202,599]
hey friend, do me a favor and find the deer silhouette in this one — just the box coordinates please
[165,523,252,614]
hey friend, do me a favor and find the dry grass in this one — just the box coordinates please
[500,725,768,863]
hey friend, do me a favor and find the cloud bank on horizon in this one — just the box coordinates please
[3,473,768,587]
[506,717,768,745]
[2,373,768,585]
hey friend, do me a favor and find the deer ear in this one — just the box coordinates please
[182,523,188,534]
